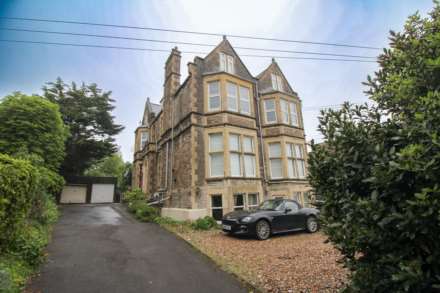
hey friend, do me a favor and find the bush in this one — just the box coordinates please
[0,255,32,293]
[8,223,48,267]
[127,199,159,222]
[0,154,38,250]
[123,189,146,203]
[0,93,68,171]
[308,4,440,292]
[191,216,218,230]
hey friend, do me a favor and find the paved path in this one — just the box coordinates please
[29,204,247,293]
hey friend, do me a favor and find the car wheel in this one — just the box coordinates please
[255,220,271,240]
[306,216,319,233]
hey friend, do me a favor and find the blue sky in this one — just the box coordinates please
[0,0,434,161]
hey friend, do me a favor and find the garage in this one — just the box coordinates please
[91,183,115,203]
[60,185,87,204]
[59,176,119,204]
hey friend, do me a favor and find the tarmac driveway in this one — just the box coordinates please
[28,204,247,293]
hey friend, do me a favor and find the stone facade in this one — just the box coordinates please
[133,38,312,220]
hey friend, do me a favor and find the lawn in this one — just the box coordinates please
[163,224,348,293]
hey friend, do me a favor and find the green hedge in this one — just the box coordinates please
[0,153,61,292]
[0,154,38,250]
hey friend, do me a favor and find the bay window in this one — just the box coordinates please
[140,132,149,149]
[264,99,277,123]
[209,133,224,177]
[243,136,256,177]
[280,99,289,124]
[289,102,299,126]
[269,142,282,178]
[239,86,250,115]
[227,82,238,112]
[229,134,256,177]
[229,134,242,177]
[286,143,306,179]
[208,81,221,111]
[295,144,306,178]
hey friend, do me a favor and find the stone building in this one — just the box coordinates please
[133,37,311,220]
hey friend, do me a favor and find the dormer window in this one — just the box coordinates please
[271,73,284,92]
[220,53,234,74]
[140,132,149,149]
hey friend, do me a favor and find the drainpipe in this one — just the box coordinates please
[169,96,175,201]
[254,80,268,199]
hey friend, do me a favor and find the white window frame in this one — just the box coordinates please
[220,52,234,74]
[264,99,277,124]
[233,193,245,210]
[268,142,283,179]
[239,86,251,115]
[208,81,221,112]
[289,101,299,127]
[226,82,238,112]
[140,132,149,149]
[229,133,242,177]
[243,136,256,177]
[280,99,289,124]
[247,193,259,209]
[295,144,306,179]
[271,73,284,92]
[208,133,224,177]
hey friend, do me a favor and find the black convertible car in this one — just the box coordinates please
[222,198,319,240]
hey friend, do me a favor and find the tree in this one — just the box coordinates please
[43,78,124,176]
[85,153,131,190]
[0,93,68,171]
[308,4,440,292]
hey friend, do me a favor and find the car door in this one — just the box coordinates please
[281,201,302,230]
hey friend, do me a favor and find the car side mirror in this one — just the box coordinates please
[285,208,292,213]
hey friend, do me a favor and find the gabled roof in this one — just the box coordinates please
[201,36,254,81]
[256,58,297,96]
[141,98,161,126]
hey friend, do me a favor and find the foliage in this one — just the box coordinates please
[123,188,146,203]
[191,216,218,230]
[8,223,49,267]
[308,4,440,292]
[0,93,68,171]
[153,216,181,227]
[85,153,131,190]
[0,255,32,293]
[0,154,38,250]
[43,78,124,176]
[127,200,159,222]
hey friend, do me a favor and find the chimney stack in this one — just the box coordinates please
[163,46,181,98]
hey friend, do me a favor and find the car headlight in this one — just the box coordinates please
[241,216,252,223]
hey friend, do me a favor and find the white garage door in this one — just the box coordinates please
[60,185,87,204]
[91,184,115,203]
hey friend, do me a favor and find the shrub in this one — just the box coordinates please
[154,216,181,226]
[191,216,218,230]
[123,189,146,203]
[0,93,68,171]
[0,154,38,250]
[133,203,159,222]
[8,223,48,267]
[308,4,440,292]
[0,255,32,293]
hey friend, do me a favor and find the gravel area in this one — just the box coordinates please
[165,226,348,293]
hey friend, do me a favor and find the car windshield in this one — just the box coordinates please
[258,199,284,211]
